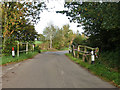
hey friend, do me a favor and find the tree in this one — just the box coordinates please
[72,34,86,46]
[1,2,46,55]
[2,2,46,42]
[52,28,63,49]
[37,34,45,42]
[52,24,74,49]
[0,3,2,46]
[57,2,120,51]
[14,23,37,42]
[43,25,56,48]
[43,24,74,50]
[57,1,120,71]
[62,24,74,47]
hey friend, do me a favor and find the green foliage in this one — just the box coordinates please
[58,2,120,77]
[57,2,120,51]
[37,34,45,42]
[35,41,43,44]
[72,34,86,46]
[53,24,74,49]
[43,24,74,50]
[43,25,56,40]
[34,45,40,53]
[1,51,38,65]
[98,49,120,70]
[66,53,120,87]
[43,25,57,48]
[2,2,45,55]
[2,38,17,56]
[14,24,37,42]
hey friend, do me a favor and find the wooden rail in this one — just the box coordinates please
[70,45,99,64]
[17,41,34,57]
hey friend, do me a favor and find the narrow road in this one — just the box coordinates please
[2,51,115,88]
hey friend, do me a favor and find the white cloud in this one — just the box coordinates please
[35,0,84,34]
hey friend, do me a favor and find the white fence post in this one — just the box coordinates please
[26,42,28,54]
[91,50,95,64]
[77,46,80,58]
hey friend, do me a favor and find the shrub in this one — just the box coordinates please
[98,49,119,71]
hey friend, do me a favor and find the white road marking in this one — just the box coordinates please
[14,63,20,67]
[7,67,14,70]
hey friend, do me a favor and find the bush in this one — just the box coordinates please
[98,49,119,71]
[72,34,86,46]
[34,45,41,53]
[2,39,17,56]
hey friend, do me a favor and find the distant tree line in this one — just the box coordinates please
[43,24,79,50]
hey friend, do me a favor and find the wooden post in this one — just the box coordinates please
[74,51,75,57]
[82,46,86,62]
[84,46,87,53]
[82,54,85,62]
[77,46,80,58]
[73,45,75,57]
[17,42,19,57]
[26,42,28,54]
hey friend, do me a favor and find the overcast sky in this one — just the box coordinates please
[35,0,84,34]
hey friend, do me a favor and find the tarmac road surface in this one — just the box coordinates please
[2,51,115,88]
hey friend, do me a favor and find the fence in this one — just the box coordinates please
[70,45,99,64]
[17,42,35,57]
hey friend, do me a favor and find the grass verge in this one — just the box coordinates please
[65,53,120,88]
[34,41,43,44]
[1,51,38,65]
[41,49,48,52]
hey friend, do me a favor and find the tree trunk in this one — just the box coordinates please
[3,36,7,50]
[50,35,52,48]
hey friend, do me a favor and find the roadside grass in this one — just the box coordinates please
[65,53,120,88]
[1,48,57,65]
[34,41,43,44]
[41,49,48,52]
[1,51,38,65]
